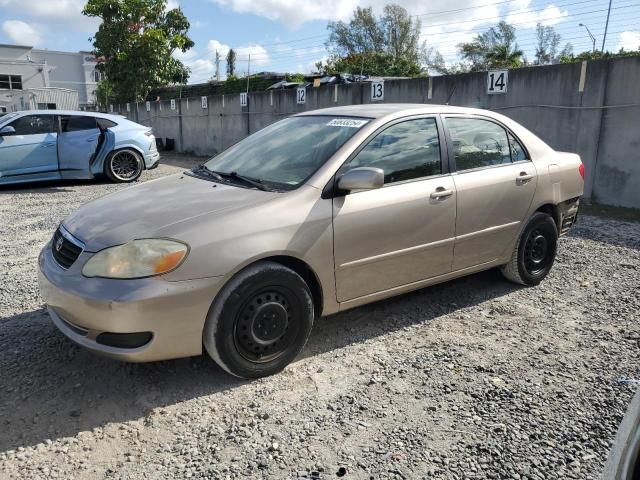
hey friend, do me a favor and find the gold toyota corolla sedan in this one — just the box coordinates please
[38,104,584,378]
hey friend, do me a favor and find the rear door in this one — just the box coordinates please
[57,115,101,175]
[0,114,58,177]
[443,115,537,271]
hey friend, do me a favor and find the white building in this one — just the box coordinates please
[0,43,101,112]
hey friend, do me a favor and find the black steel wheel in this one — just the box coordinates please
[501,212,558,286]
[234,288,299,363]
[203,262,314,379]
[105,149,144,183]
[523,227,552,275]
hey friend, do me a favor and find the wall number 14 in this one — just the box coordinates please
[487,70,508,94]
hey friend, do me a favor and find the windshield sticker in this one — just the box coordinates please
[326,119,369,128]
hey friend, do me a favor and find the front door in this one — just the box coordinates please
[332,116,457,302]
[0,114,58,177]
[443,115,538,270]
[58,115,101,175]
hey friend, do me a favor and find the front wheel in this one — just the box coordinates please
[501,212,558,286]
[105,149,144,183]
[203,262,314,379]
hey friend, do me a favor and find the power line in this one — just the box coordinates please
[239,15,640,64]
[234,0,638,61]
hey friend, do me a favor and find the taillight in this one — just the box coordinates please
[579,163,585,180]
[144,129,154,137]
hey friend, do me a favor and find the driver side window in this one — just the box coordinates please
[346,117,442,184]
[446,117,510,171]
[9,115,56,136]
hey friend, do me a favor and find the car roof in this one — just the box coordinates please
[8,110,127,122]
[296,103,498,119]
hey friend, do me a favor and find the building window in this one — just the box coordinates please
[93,70,105,82]
[0,75,22,90]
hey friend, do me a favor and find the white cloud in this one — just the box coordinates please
[617,31,640,51]
[166,0,180,10]
[210,0,357,29]
[0,0,98,32]
[236,44,270,67]
[173,49,214,83]
[208,40,230,57]
[2,20,42,46]
[504,1,568,28]
[188,59,215,83]
[174,41,272,83]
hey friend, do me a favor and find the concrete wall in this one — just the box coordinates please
[119,56,640,208]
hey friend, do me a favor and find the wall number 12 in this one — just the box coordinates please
[297,87,306,104]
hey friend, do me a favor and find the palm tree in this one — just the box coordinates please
[486,43,524,69]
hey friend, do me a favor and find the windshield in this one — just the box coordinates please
[0,112,19,124]
[203,116,369,190]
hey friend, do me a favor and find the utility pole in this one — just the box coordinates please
[601,0,613,52]
[246,53,251,94]
[215,50,220,82]
[246,54,251,136]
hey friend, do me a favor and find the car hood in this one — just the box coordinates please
[63,174,278,252]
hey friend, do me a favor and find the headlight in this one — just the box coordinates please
[82,239,188,279]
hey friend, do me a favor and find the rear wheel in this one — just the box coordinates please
[501,212,558,286]
[105,149,144,183]
[203,262,314,379]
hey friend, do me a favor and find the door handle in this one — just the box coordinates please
[41,143,56,148]
[87,137,98,142]
[516,172,534,184]
[430,187,454,199]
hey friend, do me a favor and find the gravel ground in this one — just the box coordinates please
[0,154,638,480]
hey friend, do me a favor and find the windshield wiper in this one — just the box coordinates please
[212,170,270,191]
[189,166,271,191]
[189,164,224,182]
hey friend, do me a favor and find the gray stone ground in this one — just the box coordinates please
[0,153,638,479]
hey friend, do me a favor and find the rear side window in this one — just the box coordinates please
[9,115,56,135]
[446,117,511,171]
[347,117,442,184]
[96,118,117,129]
[61,116,98,132]
[508,132,528,161]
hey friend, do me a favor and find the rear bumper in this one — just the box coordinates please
[144,150,160,169]
[38,243,223,362]
[559,197,580,235]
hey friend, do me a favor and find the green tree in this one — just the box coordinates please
[318,51,422,77]
[534,23,571,65]
[323,4,425,76]
[286,73,305,82]
[458,21,523,71]
[95,78,114,106]
[560,47,640,64]
[382,4,423,63]
[226,48,237,77]
[83,0,194,102]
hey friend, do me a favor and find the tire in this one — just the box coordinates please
[203,262,314,379]
[105,149,144,183]
[501,212,558,286]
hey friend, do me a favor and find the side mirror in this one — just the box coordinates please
[337,167,384,192]
[0,125,16,136]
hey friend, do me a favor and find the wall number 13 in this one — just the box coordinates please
[371,81,384,101]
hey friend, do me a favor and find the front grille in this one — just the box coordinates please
[51,227,84,269]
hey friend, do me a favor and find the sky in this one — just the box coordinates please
[0,0,639,84]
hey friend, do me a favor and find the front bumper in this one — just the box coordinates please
[38,243,223,362]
